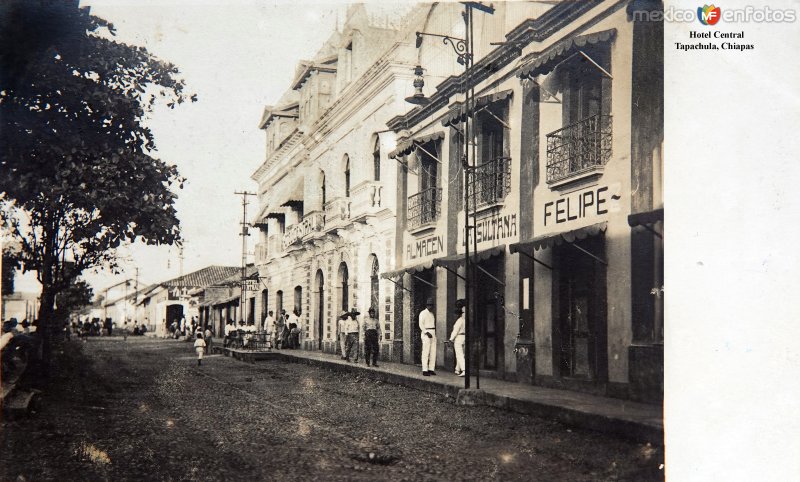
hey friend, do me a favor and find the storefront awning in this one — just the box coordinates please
[628,208,663,228]
[208,294,240,307]
[380,260,435,279]
[388,131,445,159]
[511,222,608,267]
[628,208,663,239]
[517,29,616,79]
[433,245,506,286]
[441,90,513,127]
[433,245,505,270]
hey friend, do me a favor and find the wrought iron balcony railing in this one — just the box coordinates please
[467,156,512,208]
[546,114,612,184]
[407,187,442,230]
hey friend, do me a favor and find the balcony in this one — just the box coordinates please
[546,114,612,186]
[468,156,512,210]
[407,187,442,231]
[350,180,385,222]
[324,197,351,232]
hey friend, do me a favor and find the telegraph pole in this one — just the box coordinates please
[235,191,256,325]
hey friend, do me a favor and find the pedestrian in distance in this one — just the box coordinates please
[344,307,361,363]
[448,301,466,377]
[263,310,275,333]
[194,333,206,366]
[363,307,382,367]
[122,320,129,341]
[419,297,436,376]
[337,311,348,359]
[204,326,213,355]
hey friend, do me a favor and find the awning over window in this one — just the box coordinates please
[441,90,513,127]
[510,222,607,253]
[433,245,505,270]
[628,208,663,228]
[517,29,616,80]
[379,260,435,279]
[388,131,445,159]
[252,172,304,225]
[204,293,240,307]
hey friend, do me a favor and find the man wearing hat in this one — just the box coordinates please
[344,307,361,362]
[337,311,348,359]
[419,297,437,375]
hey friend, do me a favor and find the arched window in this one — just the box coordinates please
[338,262,349,312]
[293,285,302,315]
[321,171,327,207]
[344,155,351,197]
[370,256,379,314]
[373,137,381,181]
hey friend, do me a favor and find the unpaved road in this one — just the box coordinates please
[1,337,664,481]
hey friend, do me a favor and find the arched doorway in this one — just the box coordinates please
[315,270,325,350]
[369,255,380,314]
[166,304,184,333]
[337,262,349,313]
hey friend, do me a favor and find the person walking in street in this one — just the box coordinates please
[122,320,130,341]
[419,297,436,376]
[344,308,361,363]
[194,333,206,366]
[363,307,382,367]
[204,326,213,355]
[337,311,348,359]
[448,302,466,377]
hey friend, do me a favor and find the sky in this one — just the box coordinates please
[17,0,402,294]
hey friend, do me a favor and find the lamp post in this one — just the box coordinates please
[410,1,494,390]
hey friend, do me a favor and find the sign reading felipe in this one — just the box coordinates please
[698,4,721,25]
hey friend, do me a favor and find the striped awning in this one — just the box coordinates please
[441,90,513,127]
[388,131,446,159]
[510,222,607,254]
[379,259,436,279]
[517,29,616,79]
[433,245,505,270]
[628,208,663,228]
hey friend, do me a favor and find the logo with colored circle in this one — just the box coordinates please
[698,4,721,25]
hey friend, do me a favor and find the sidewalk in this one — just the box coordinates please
[236,346,664,445]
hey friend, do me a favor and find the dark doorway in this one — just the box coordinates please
[475,256,505,371]
[411,268,434,365]
[166,304,183,331]
[315,270,325,350]
[555,235,608,381]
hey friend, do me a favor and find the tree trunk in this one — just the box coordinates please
[36,283,57,374]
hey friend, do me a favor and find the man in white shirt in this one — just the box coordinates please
[337,311,348,359]
[263,311,275,333]
[448,302,466,376]
[344,308,361,363]
[418,297,437,376]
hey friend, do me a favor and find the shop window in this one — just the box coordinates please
[545,47,612,185]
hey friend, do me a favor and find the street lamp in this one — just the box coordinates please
[408,1,494,390]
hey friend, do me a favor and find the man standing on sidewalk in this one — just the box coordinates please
[362,307,382,367]
[448,302,466,376]
[337,311,348,359]
[419,297,436,376]
[344,308,361,363]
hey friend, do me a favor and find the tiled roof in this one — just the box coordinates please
[163,266,240,288]
[214,265,259,287]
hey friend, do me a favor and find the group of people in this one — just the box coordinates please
[337,306,382,366]
[262,309,301,350]
[419,297,466,377]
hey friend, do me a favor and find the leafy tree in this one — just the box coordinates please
[0,0,194,356]
[53,278,94,327]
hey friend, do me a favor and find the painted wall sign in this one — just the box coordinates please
[458,209,519,252]
[540,183,622,228]
[406,234,444,262]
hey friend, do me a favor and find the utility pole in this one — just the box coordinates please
[235,191,256,325]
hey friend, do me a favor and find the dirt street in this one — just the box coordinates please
[1,338,663,481]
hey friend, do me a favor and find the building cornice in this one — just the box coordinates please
[386,0,604,131]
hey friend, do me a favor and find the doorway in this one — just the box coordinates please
[555,235,607,381]
[315,270,325,350]
[411,268,434,365]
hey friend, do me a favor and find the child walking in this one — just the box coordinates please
[194,333,206,366]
